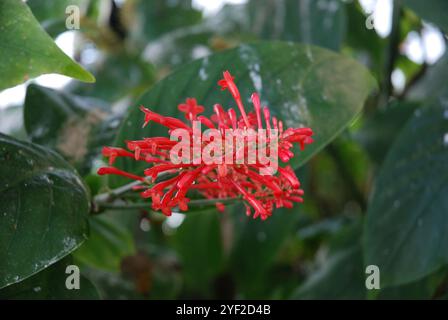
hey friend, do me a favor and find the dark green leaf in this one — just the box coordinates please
[357,100,420,164]
[292,246,366,299]
[364,101,448,286]
[377,270,445,300]
[292,222,366,299]
[0,256,99,299]
[409,53,448,101]
[74,215,136,272]
[230,206,301,297]
[404,0,448,31]
[172,210,223,293]
[0,0,95,91]
[0,133,89,289]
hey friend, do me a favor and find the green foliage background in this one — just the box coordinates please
[0,0,447,299]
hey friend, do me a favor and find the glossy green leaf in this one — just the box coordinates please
[0,256,99,299]
[364,101,448,286]
[74,215,136,272]
[172,210,223,293]
[24,84,118,174]
[404,0,448,31]
[113,42,376,185]
[0,133,89,289]
[0,0,95,91]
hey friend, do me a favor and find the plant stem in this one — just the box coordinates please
[93,172,175,205]
[398,63,428,99]
[379,0,401,107]
[93,180,146,204]
[95,197,239,212]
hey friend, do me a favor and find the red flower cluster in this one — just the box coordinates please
[98,71,313,220]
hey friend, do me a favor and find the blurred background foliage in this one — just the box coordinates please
[1,0,448,299]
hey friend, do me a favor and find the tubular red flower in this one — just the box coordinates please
[102,147,135,165]
[97,70,313,220]
[98,167,145,182]
[197,115,215,129]
[218,71,250,127]
[278,166,300,188]
[251,93,263,129]
[225,177,268,219]
[178,98,204,120]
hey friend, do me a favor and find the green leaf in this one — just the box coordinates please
[292,222,366,299]
[74,215,136,272]
[247,0,346,51]
[24,84,118,174]
[376,270,445,300]
[292,246,366,299]
[364,101,448,286]
[357,100,420,164]
[404,0,448,31]
[0,133,89,289]
[229,206,301,297]
[113,41,376,186]
[0,256,99,299]
[0,0,95,91]
[172,210,223,293]
[409,53,448,101]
